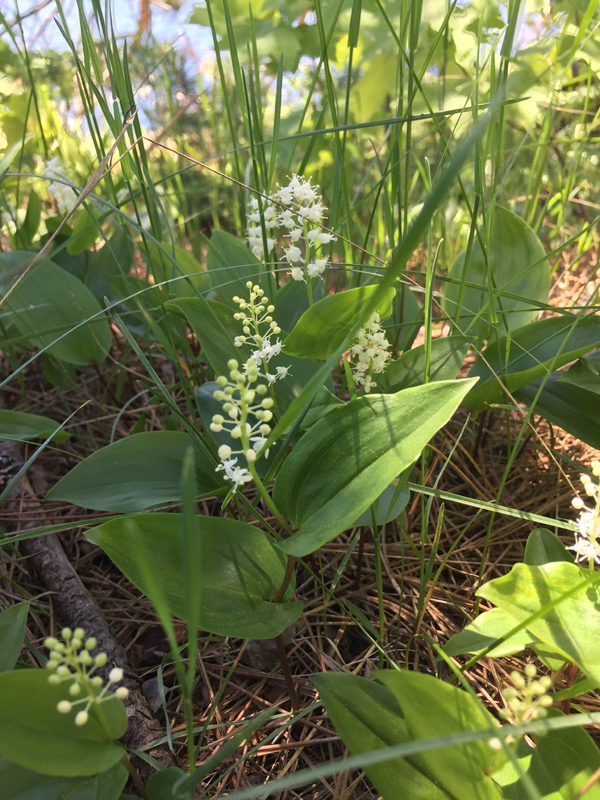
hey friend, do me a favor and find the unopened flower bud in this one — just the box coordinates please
[115,686,129,700]
[57,701,72,714]
[217,376,228,387]
[95,653,107,667]
[109,668,124,683]
[261,398,274,409]
[62,628,72,640]
[44,637,58,650]
[69,683,81,696]
[85,638,97,651]
[218,445,232,460]
[75,711,88,726]
[246,449,257,462]
[48,674,61,686]
[73,628,85,640]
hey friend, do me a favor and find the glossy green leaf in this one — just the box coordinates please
[441,206,549,340]
[274,380,476,557]
[558,349,600,395]
[146,768,193,800]
[524,529,574,566]
[66,208,100,256]
[86,228,133,300]
[46,431,225,512]
[0,602,28,672]
[492,710,600,799]
[298,386,343,430]
[379,336,473,393]
[142,241,208,298]
[166,296,247,376]
[86,514,303,639]
[274,277,325,332]
[515,374,600,450]
[0,410,70,443]
[352,483,410,527]
[477,563,600,683]
[311,672,449,800]
[0,756,127,800]
[206,230,261,308]
[282,285,395,361]
[465,314,600,409]
[443,607,541,660]
[2,260,110,365]
[374,670,502,800]
[313,670,503,800]
[0,670,126,776]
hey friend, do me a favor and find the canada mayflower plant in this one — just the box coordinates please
[210,283,290,489]
[489,664,553,749]
[570,462,600,566]
[44,627,128,726]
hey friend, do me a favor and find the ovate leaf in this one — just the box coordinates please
[524,529,574,566]
[282,285,395,361]
[46,431,225,512]
[274,380,476,557]
[0,602,28,672]
[0,756,127,800]
[0,410,70,443]
[206,230,261,308]
[515,374,600,450]
[2,260,110,365]
[86,514,303,639]
[0,670,126,776]
[443,607,540,660]
[379,336,473,393]
[311,672,449,800]
[477,562,600,683]
[465,314,600,409]
[441,206,549,340]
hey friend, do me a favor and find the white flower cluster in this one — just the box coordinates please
[247,197,278,259]
[44,157,76,214]
[45,627,128,726]
[570,464,600,565]
[349,312,391,393]
[246,175,337,282]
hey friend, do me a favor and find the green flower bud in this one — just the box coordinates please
[57,701,72,714]
[75,711,89,726]
[61,628,72,640]
[217,375,228,386]
[261,398,274,409]
[44,637,58,650]
[85,638,97,651]
[95,653,107,667]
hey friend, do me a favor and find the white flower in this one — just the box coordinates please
[290,267,305,282]
[288,228,303,242]
[307,230,337,245]
[283,245,303,263]
[278,186,294,204]
[266,373,277,385]
[350,312,391,392]
[276,365,291,379]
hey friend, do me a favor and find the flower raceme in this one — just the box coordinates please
[209,282,292,490]
[349,312,391,393]
[246,175,337,283]
[570,462,600,565]
[44,627,128,726]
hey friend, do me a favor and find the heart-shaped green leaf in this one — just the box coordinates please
[86,514,303,639]
[0,670,126,776]
[274,380,476,557]
[282,285,395,361]
[477,562,600,683]
[46,431,225,512]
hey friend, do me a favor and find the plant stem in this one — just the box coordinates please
[247,461,294,534]
[273,555,296,603]
[275,633,299,711]
[121,754,149,800]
